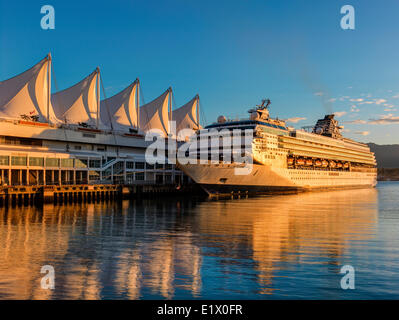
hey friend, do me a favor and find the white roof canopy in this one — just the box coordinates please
[171,95,200,132]
[100,80,138,132]
[0,55,58,123]
[139,88,171,136]
[51,69,104,128]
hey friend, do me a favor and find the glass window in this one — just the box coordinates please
[145,163,154,169]
[89,159,101,168]
[29,157,44,166]
[135,162,145,169]
[0,155,9,165]
[155,163,164,169]
[12,156,27,166]
[45,158,59,167]
[135,172,145,180]
[75,158,88,168]
[126,161,134,169]
[61,158,74,168]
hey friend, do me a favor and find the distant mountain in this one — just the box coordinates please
[367,143,399,168]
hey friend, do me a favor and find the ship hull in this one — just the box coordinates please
[178,162,377,196]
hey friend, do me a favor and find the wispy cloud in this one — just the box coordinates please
[369,113,399,124]
[374,99,387,105]
[354,131,370,136]
[343,119,367,124]
[358,101,374,105]
[314,92,324,96]
[349,98,363,102]
[334,111,347,118]
[286,117,307,123]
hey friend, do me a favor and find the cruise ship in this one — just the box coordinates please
[177,99,377,195]
[0,55,200,187]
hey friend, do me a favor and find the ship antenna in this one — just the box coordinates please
[256,98,271,110]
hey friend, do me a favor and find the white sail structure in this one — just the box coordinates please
[100,79,139,132]
[0,54,58,123]
[52,68,104,128]
[171,95,200,132]
[139,88,172,136]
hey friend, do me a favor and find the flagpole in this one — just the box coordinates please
[47,53,52,124]
[96,67,100,129]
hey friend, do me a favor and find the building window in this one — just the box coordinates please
[45,158,59,167]
[0,155,9,166]
[75,158,88,168]
[29,157,44,166]
[74,145,82,150]
[11,156,27,166]
[135,172,145,181]
[126,161,134,169]
[155,163,164,170]
[135,162,145,169]
[82,133,96,138]
[97,146,106,152]
[1,136,42,146]
[89,159,101,168]
[146,163,154,169]
[61,158,74,168]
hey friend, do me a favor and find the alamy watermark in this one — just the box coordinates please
[40,5,55,30]
[41,265,55,290]
[340,265,355,290]
[340,5,355,30]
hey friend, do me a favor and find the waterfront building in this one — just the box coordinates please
[0,55,200,187]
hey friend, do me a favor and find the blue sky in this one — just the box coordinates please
[1,0,399,144]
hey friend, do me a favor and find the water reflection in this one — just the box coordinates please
[193,188,378,296]
[0,187,383,299]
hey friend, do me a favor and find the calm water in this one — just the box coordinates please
[0,182,399,299]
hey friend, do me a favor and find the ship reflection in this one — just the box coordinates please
[0,188,378,299]
[194,188,378,295]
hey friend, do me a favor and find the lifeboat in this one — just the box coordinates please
[296,158,305,166]
[305,159,313,166]
[287,157,294,166]
[321,160,329,167]
[336,162,343,169]
[315,160,322,167]
[343,162,350,169]
[329,161,336,168]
